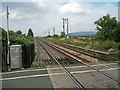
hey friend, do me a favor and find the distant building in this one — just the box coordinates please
[61,31,65,37]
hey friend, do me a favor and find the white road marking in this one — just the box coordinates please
[1,67,118,81]
[71,67,118,74]
[0,63,118,75]
[47,63,118,70]
[1,68,47,74]
[65,63,118,69]
[1,74,49,81]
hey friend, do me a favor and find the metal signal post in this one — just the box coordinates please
[7,5,10,69]
[63,18,69,38]
[63,18,65,33]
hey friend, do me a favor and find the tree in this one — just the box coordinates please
[27,28,34,37]
[53,34,58,38]
[94,14,117,40]
[16,30,22,35]
[114,22,120,42]
[1,27,7,46]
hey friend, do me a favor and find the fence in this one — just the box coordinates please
[22,43,35,68]
[2,45,7,72]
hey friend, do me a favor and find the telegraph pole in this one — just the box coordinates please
[7,4,11,70]
[53,28,55,35]
[48,30,50,36]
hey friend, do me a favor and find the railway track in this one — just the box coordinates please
[46,41,119,83]
[36,39,119,88]
[39,40,86,89]
[49,42,120,75]
[55,42,119,61]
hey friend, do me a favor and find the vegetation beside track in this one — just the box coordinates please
[1,27,34,46]
[44,36,119,54]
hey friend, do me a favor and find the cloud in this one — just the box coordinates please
[58,2,91,15]
[1,2,118,36]
[61,2,118,34]
[2,7,44,21]
[9,9,22,20]
[37,0,48,9]
[90,3,118,20]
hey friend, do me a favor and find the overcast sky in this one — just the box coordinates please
[0,0,119,36]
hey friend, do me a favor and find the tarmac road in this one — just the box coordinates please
[1,68,53,88]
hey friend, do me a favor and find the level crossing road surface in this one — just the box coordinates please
[1,62,119,89]
[1,68,53,88]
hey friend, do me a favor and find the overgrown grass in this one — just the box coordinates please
[44,36,120,53]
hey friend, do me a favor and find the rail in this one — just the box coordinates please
[45,41,120,84]
[55,43,118,61]
[38,40,86,90]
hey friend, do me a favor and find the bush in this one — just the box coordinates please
[102,40,116,50]
[92,42,100,49]
[117,42,120,50]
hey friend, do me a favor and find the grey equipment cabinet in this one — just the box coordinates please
[10,45,22,69]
